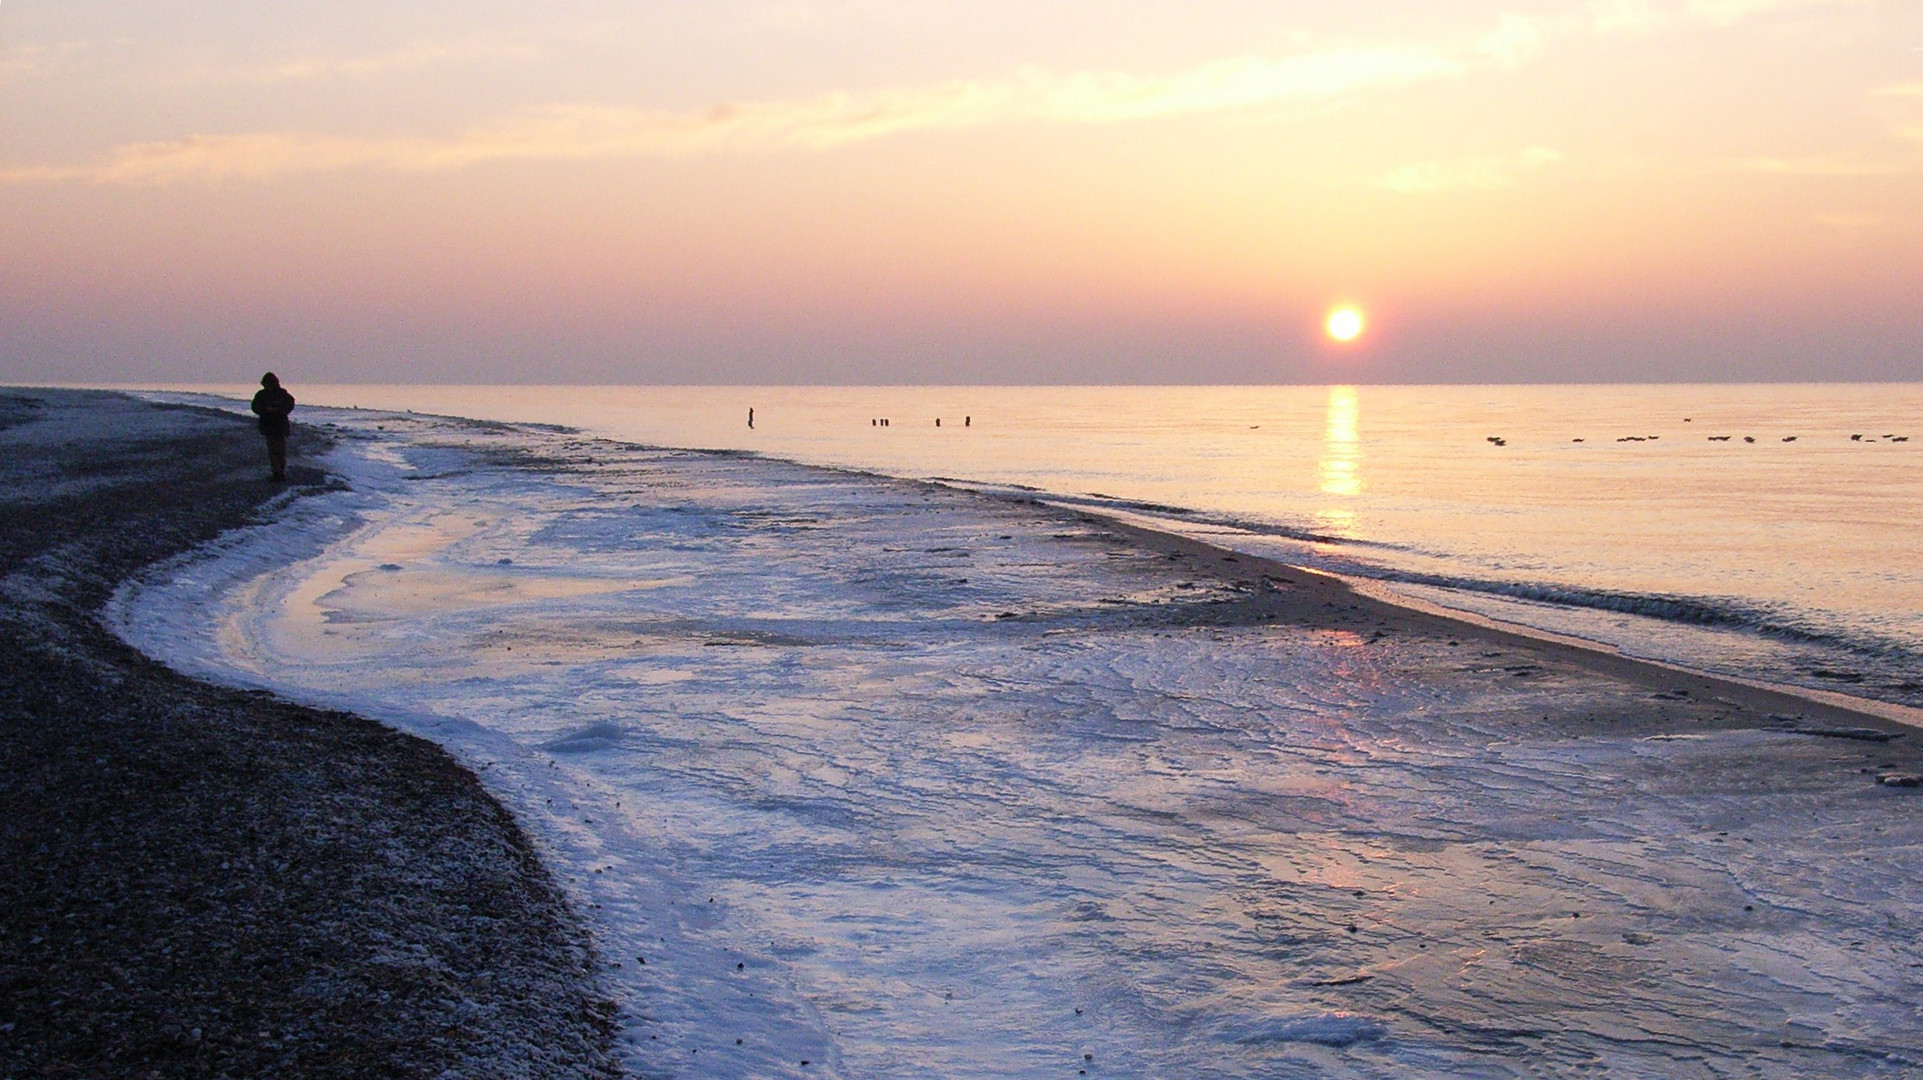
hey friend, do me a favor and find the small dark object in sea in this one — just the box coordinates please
[1879,773,1921,788]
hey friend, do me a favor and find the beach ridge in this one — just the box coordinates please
[0,390,623,1078]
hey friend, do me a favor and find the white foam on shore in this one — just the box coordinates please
[110,406,1923,1079]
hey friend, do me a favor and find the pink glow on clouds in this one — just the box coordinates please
[1,0,1919,384]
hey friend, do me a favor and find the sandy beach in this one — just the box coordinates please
[0,391,621,1079]
[10,389,1921,1077]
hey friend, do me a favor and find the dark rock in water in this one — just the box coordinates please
[1878,773,1921,788]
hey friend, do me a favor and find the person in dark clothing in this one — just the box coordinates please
[250,372,296,481]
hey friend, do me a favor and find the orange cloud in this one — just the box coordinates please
[1,46,1462,185]
[1590,0,1878,33]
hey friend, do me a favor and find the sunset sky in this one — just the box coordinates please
[3,1,1919,384]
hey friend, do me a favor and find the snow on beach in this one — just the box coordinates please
[113,406,1923,1078]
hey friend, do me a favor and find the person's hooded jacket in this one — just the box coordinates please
[251,378,295,437]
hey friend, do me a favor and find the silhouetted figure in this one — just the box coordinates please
[250,372,295,481]
[748,407,755,430]
[964,416,970,427]
[935,418,941,427]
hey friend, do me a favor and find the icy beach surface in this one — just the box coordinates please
[114,410,1923,1078]
[138,382,1923,711]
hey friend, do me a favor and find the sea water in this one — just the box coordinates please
[140,383,1923,710]
[108,391,1923,1079]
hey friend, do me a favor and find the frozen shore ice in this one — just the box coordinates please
[113,406,1923,1079]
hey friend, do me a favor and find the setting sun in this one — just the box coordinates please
[1325,306,1365,343]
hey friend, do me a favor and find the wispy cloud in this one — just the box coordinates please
[1,46,1463,185]
[1370,146,1564,194]
[1590,0,1876,33]
[1724,153,1917,175]
[1477,14,1545,67]
[0,41,90,79]
[192,38,542,84]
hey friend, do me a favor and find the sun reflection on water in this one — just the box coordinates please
[1316,385,1362,535]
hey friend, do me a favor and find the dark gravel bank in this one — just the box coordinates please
[0,390,623,1079]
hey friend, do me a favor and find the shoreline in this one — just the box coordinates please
[130,386,1923,731]
[1072,503,1923,739]
[88,393,1923,1074]
[0,390,622,1079]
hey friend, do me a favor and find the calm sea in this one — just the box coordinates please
[149,383,1923,709]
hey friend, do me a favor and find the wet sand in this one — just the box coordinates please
[1077,505,1923,744]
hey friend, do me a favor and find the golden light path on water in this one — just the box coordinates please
[1317,385,1362,535]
